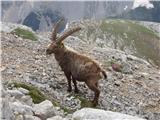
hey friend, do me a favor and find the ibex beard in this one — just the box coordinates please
[46,19,107,106]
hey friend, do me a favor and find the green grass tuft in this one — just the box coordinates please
[75,95,96,108]
[61,107,75,114]
[11,82,46,103]
[11,28,38,41]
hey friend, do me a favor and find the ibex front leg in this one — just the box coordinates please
[64,72,72,92]
[72,77,79,93]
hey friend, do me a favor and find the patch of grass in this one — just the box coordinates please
[11,28,38,41]
[61,107,75,114]
[100,19,159,38]
[99,19,160,66]
[10,82,46,103]
[75,95,96,108]
[52,100,60,107]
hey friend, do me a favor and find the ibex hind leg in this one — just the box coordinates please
[85,79,100,106]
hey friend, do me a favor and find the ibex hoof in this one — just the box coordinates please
[74,89,79,94]
[67,88,72,92]
[91,100,98,107]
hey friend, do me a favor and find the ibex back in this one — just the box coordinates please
[46,19,107,105]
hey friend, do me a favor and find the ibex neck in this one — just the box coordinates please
[54,47,67,62]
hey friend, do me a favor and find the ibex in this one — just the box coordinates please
[46,19,107,105]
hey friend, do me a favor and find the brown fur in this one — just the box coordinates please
[46,20,107,105]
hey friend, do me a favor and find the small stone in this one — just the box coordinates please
[17,87,29,94]
[20,95,33,106]
[122,62,133,74]
[15,114,23,120]
[114,81,121,87]
[112,63,122,72]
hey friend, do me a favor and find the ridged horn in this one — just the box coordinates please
[56,27,81,44]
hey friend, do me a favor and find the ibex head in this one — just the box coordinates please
[46,19,81,55]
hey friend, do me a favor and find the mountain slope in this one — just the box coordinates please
[1,22,160,120]
[70,19,160,67]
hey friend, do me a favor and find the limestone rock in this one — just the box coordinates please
[72,108,145,120]
[10,101,33,115]
[33,100,56,119]
[7,89,24,99]
[17,87,29,94]
[1,90,14,120]
[47,116,63,120]
[24,115,41,120]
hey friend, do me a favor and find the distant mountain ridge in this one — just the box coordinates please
[1,1,132,31]
[117,1,160,22]
[1,1,160,31]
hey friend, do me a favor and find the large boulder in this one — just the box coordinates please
[10,101,33,115]
[1,90,14,120]
[33,100,56,120]
[72,108,145,120]
[7,89,24,99]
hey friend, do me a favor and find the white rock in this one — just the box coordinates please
[17,87,29,94]
[33,100,56,119]
[7,89,24,98]
[47,116,63,120]
[15,114,23,120]
[24,115,41,120]
[72,108,146,120]
[2,93,14,120]
[10,101,33,115]
[20,95,33,106]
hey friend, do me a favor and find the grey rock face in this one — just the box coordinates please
[7,89,24,98]
[1,90,14,120]
[10,101,33,115]
[24,115,41,120]
[17,87,29,94]
[20,95,33,106]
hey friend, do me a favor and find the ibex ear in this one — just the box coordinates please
[56,27,81,44]
[51,18,64,41]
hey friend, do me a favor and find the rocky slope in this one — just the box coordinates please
[1,22,160,120]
